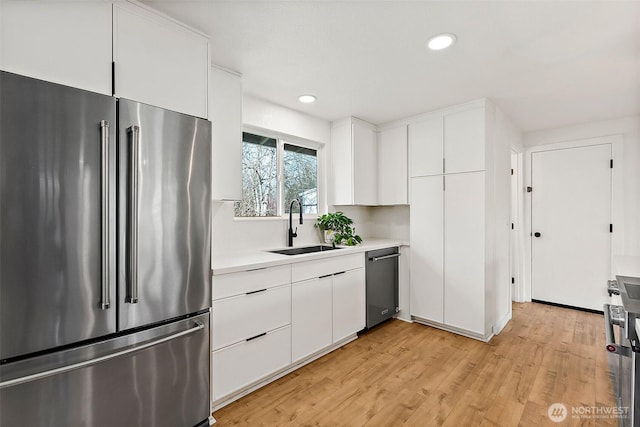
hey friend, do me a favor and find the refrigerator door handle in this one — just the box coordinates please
[604,304,631,357]
[127,125,140,304]
[0,320,204,390]
[100,120,111,310]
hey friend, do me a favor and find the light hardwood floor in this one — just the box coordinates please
[213,303,616,426]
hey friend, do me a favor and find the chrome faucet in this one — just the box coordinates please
[288,199,303,247]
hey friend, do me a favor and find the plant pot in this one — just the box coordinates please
[318,229,333,244]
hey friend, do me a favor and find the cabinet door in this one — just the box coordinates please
[444,172,485,334]
[0,2,112,95]
[409,176,444,322]
[210,67,242,201]
[292,277,333,362]
[212,284,291,350]
[212,325,291,401]
[352,123,378,205]
[113,3,209,118]
[409,116,443,177]
[332,268,365,342]
[330,121,354,205]
[444,108,485,173]
[378,126,408,205]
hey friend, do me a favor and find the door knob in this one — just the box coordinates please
[534,232,542,238]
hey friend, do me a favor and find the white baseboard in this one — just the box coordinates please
[493,311,512,335]
[394,315,413,323]
[412,316,494,342]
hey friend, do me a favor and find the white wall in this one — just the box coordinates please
[211,95,332,256]
[329,205,410,241]
[243,94,331,145]
[523,115,640,256]
[368,206,410,241]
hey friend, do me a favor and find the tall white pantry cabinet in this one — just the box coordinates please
[409,100,510,341]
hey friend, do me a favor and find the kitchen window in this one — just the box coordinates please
[234,131,319,217]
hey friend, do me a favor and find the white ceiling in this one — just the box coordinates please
[143,0,640,132]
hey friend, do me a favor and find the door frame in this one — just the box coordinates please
[510,148,525,302]
[522,135,623,302]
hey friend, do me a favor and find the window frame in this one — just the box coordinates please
[235,126,324,220]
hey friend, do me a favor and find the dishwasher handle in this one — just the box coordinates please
[369,253,401,262]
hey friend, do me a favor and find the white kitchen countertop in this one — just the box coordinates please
[212,238,408,275]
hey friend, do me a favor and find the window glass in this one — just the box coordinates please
[284,143,318,214]
[234,132,278,217]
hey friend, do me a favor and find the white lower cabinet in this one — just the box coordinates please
[212,284,291,350]
[212,265,292,402]
[292,277,333,362]
[212,254,367,407]
[332,269,365,342]
[212,325,291,401]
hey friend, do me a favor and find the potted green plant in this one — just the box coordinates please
[315,211,363,246]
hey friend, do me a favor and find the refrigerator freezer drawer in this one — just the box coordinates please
[0,312,210,427]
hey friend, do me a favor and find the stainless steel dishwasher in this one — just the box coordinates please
[365,247,400,329]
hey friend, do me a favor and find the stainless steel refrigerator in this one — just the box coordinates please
[0,71,212,427]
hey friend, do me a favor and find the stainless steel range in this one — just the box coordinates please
[605,276,640,426]
[0,71,212,427]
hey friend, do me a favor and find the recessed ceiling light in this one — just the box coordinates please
[427,33,456,51]
[298,94,317,104]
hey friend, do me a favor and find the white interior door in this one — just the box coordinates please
[531,144,611,311]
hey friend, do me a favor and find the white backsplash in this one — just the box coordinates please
[211,202,410,257]
[211,201,328,256]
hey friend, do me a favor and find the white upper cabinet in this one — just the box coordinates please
[331,118,377,205]
[1,2,210,118]
[210,67,242,201]
[113,2,209,118]
[409,116,443,177]
[0,2,112,95]
[409,106,486,177]
[377,125,408,205]
[443,108,485,173]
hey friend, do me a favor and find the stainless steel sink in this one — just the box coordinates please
[268,245,341,256]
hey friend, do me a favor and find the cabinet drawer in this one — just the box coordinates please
[212,284,291,350]
[292,253,364,283]
[213,264,291,300]
[212,325,291,401]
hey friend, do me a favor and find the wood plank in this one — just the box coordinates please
[213,303,617,426]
